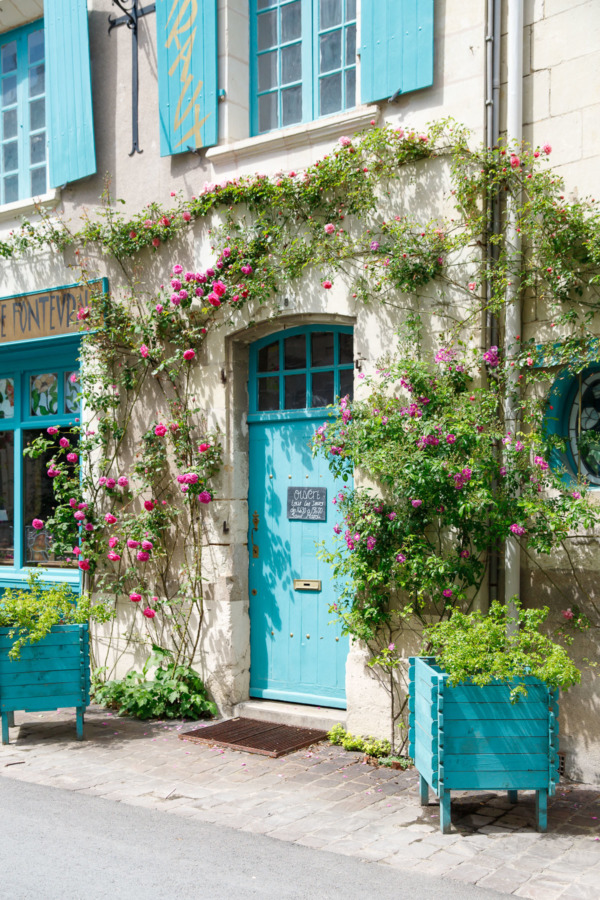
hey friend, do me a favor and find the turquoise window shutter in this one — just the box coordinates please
[156,0,219,156]
[45,0,96,188]
[360,0,434,104]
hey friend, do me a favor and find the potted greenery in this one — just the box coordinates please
[409,601,580,833]
[0,575,110,744]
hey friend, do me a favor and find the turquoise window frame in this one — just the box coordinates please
[0,332,81,590]
[250,0,357,136]
[248,324,354,422]
[545,365,600,489]
[0,18,47,205]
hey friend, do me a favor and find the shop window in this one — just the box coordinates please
[0,352,80,572]
[0,22,47,204]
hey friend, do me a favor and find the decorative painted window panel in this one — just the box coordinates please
[0,338,80,577]
[0,21,47,205]
[547,368,600,488]
[252,0,356,135]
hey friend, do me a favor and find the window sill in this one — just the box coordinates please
[0,187,61,224]
[0,566,81,590]
[206,105,380,166]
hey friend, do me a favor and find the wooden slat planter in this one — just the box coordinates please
[0,624,90,744]
[408,656,559,833]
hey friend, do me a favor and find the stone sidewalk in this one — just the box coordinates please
[1,706,600,899]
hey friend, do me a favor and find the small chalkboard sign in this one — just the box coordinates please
[287,487,327,521]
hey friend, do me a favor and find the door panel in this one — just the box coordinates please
[248,416,349,707]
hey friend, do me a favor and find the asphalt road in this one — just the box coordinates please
[0,778,503,900]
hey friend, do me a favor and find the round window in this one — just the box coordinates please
[567,371,600,485]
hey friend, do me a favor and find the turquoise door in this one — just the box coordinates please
[248,326,353,708]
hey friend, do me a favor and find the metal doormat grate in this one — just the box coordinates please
[179,717,328,757]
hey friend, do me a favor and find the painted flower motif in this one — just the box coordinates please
[32,518,44,530]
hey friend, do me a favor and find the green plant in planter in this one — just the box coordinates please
[423,600,581,699]
[0,572,112,660]
[92,645,217,720]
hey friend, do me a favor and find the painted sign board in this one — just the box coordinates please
[0,283,99,344]
[287,487,327,522]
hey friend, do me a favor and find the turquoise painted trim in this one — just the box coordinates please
[361,0,434,104]
[0,20,47,204]
[249,687,347,709]
[156,0,219,156]
[45,1,96,187]
[544,365,600,488]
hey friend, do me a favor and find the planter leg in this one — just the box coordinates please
[76,707,84,741]
[7,712,14,728]
[419,774,429,806]
[507,790,518,804]
[1,713,9,745]
[536,789,548,833]
[440,789,451,834]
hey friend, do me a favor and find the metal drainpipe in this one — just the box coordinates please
[504,0,524,617]
[486,0,501,605]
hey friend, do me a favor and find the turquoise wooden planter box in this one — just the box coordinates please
[0,624,90,745]
[408,656,559,834]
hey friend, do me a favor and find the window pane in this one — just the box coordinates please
[257,0,275,8]
[29,64,45,98]
[258,376,280,411]
[281,1,301,42]
[257,10,277,51]
[258,92,278,132]
[320,31,342,73]
[24,429,77,567]
[4,175,18,204]
[284,334,306,369]
[311,332,334,367]
[339,332,353,364]
[281,85,302,126]
[65,372,80,413]
[0,431,14,565]
[347,0,356,19]
[281,43,301,84]
[258,51,278,92]
[31,166,47,197]
[258,341,279,372]
[1,41,17,75]
[312,371,334,407]
[30,373,58,416]
[285,374,306,409]
[339,368,354,400]
[30,133,45,165]
[0,378,15,419]
[28,30,44,65]
[2,141,17,172]
[345,67,356,108]
[345,24,356,63]
[2,75,17,107]
[3,107,17,139]
[30,98,45,131]
[320,0,342,28]
[320,72,342,115]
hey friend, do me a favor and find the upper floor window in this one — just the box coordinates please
[252,0,357,135]
[0,21,47,205]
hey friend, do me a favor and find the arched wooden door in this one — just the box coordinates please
[247,325,353,708]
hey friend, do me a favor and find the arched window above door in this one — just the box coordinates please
[249,325,353,416]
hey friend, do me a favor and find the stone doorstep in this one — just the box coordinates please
[231,699,347,732]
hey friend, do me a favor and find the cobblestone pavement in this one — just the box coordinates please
[2,706,600,899]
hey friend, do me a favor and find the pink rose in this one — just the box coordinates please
[32,518,44,530]
[78,559,90,571]
[339,136,351,147]
[172,264,183,274]
[84,523,94,532]
[324,223,335,235]
[183,349,195,361]
[69,498,77,508]
[127,539,140,549]
[212,280,227,297]
[322,280,332,289]
[107,551,121,561]
[47,426,58,435]
[104,513,117,525]
[140,344,149,358]
[154,423,167,437]
[129,592,142,603]
[108,536,119,548]
[198,443,210,452]
[66,453,78,463]
[74,511,86,521]
[141,540,153,551]
[182,210,191,222]
[442,588,453,599]
[411,499,422,508]
[562,608,574,620]
[144,500,155,512]
[198,491,212,504]
[118,476,129,488]
[137,551,150,562]
[142,607,156,619]
[59,437,70,448]
[542,143,552,155]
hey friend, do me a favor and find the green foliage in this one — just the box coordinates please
[92,645,217,720]
[0,572,112,660]
[327,723,392,757]
[423,600,581,697]
[378,756,413,769]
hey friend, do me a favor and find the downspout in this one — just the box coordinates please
[504,0,524,615]
[486,0,501,605]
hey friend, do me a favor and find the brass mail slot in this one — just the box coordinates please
[294,579,322,591]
